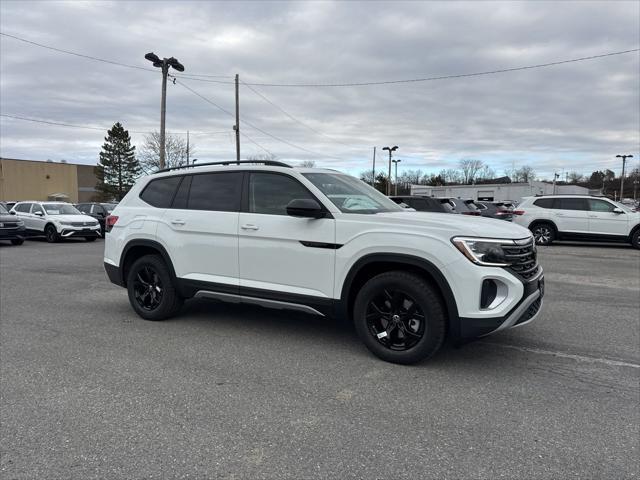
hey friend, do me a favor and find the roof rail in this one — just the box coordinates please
[156,160,292,173]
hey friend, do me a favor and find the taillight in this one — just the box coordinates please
[105,215,119,233]
[513,210,525,216]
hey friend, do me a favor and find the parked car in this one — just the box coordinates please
[0,201,17,211]
[0,203,26,245]
[11,201,101,243]
[76,202,118,235]
[104,160,544,364]
[513,195,640,248]
[389,196,449,213]
[477,201,514,221]
[435,197,482,216]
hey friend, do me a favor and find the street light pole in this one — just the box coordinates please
[616,154,633,200]
[392,159,401,195]
[382,146,398,196]
[145,53,185,170]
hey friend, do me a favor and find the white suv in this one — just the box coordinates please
[103,161,545,364]
[11,201,101,242]
[514,195,640,249]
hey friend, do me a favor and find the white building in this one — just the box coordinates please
[410,181,591,204]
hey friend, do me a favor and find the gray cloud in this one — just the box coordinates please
[0,0,638,179]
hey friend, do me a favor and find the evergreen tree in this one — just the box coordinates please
[95,122,140,200]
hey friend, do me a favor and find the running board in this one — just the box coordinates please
[194,290,326,317]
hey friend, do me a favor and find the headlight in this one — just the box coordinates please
[451,237,512,266]
[59,221,74,226]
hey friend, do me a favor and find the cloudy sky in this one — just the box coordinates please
[1,0,638,179]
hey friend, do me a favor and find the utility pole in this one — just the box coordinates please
[382,146,398,196]
[371,147,376,187]
[552,172,560,194]
[392,159,402,195]
[234,74,240,164]
[616,154,633,200]
[186,130,190,167]
[144,53,184,170]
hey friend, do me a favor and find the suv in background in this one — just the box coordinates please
[389,196,449,213]
[514,195,640,248]
[11,201,101,243]
[104,161,544,364]
[436,198,482,216]
[0,203,26,245]
[477,201,514,221]
[76,202,118,235]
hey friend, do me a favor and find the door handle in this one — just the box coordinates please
[241,224,259,231]
[555,213,565,216]
[588,215,599,218]
[170,220,186,226]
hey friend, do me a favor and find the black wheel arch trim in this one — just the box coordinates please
[338,253,461,339]
[118,239,178,287]
[528,219,558,232]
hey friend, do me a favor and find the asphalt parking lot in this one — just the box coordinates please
[1,239,638,479]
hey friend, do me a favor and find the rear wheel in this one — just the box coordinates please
[531,222,555,245]
[45,225,60,243]
[11,239,24,245]
[126,254,183,320]
[631,229,640,250]
[353,271,446,364]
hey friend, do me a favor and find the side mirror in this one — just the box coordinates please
[613,207,624,214]
[9,211,16,215]
[34,211,44,216]
[286,199,326,219]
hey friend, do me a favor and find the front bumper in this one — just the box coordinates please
[0,226,27,240]
[458,271,544,338]
[59,226,100,238]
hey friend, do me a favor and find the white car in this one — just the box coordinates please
[103,161,544,364]
[11,201,101,242]
[513,195,640,249]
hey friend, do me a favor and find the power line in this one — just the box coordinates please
[0,113,228,135]
[241,81,356,149]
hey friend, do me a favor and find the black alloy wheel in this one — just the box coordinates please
[365,289,426,351]
[45,225,60,243]
[132,265,164,311]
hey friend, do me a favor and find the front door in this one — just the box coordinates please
[587,198,628,236]
[238,172,336,301]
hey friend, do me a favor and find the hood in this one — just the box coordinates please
[351,210,533,240]
[49,214,98,223]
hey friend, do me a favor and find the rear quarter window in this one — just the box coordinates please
[140,176,182,208]
[533,198,555,209]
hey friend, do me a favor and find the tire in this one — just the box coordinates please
[45,224,60,243]
[11,239,24,245]
[85,237,97,242]
[126,254,183,321]
[530,222,555,245]
[632,229,640,250]
[353,271,446,364]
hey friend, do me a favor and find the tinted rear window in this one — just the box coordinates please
[533,198,555,209]
[140,176,182,208]
[188,172,242,211]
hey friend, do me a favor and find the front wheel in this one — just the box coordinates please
[126,254,183,321]
[632,230,640,250]
[531,223,555,245]
[11,239,24,245]
[45,225,60,243]
[353,271,446,364]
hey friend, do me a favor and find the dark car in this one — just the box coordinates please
[477,201,514,221]
[389,196,449,213]
[436,197,482,216]
[76,202,118,235]
[0,203,26,245]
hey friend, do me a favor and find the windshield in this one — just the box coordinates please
[0,204,8,215]
[614,201,634,213]
[303,172,404,214]
[43,204,81,215]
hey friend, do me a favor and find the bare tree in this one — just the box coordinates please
[513,165,536,183]
[567,171,583,184]
[299,160,316,168]
[477,165,496,181]
[459,159,484,184]
[139,131,192,173]
[246,153,278,162]
[439,168,463,185]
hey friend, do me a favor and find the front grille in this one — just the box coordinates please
[514,297,542,325]
[71,221,94,227]
[503,239,539,280]
[0,222,20,228]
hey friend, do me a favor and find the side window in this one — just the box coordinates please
[533,198,555,209]
[15,203,31,213]
[588,199,615,212]
[140,176,182,208]
[249,173,315,215]
[31,204,44,214]
[188,172,242,212]
[77,204,90,213]
[557,198,588,211]
[410,198,429,210]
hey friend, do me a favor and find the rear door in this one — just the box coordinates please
[13,203,33,228]
[554,198,589,233]
[157,172,242,291]
[238,171,336,300]
[587,198,628,236]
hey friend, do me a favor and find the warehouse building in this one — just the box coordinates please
[410,180,591,204]
[0,157,99,203]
